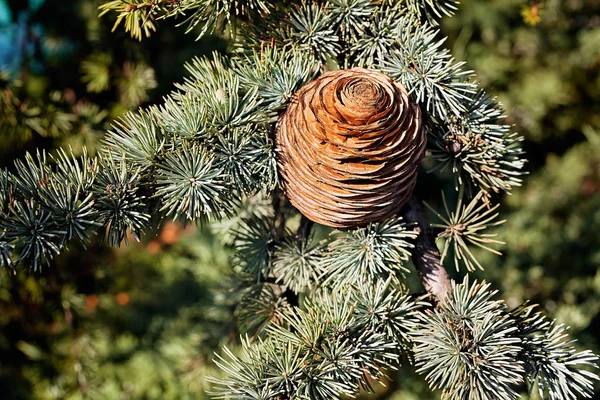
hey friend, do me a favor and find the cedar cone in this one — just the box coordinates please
[275,68,426,229]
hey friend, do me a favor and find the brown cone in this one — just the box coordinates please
[275,68,426,228]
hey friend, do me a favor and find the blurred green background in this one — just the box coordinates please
[0,0,598,398]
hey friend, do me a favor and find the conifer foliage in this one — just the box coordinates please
[2,0,597,398]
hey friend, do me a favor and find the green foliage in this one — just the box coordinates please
[82,56,158,108]
[231,215,276,281]
[0,231,13,269]
[426,189,505,271]
[42,181,99,245]
[380,18,477,118]
[273,234,323,293]
[2,0,598,399]
[93,155,149,246]
[1,43,306,268]
[0,0,172,163]
[118,62,158,107]
[176,56,264,130]
[0,150,100,269]
[413,279,598,400]
[471,135,600,357]
[413,280,524,400]
[511,304,599,400]
[405,0,460,23]
[156,144,231,221]
[104,110,164,169]
[235,283,290,337]
[349,5,404,68]
[353,278,423,345]
[327,0,377,41]
[214,278,598,399]
[2,199,63,271]
[211,280,423,399]
[99,0,272,40]
[212,124,277,193]
[0,227,235,399]
[285,2,341,61]
[440,0,600,143]
[232,46,318,112]
[426,90,526,193]
[99,0,167,40]
[81,53,113,93]
[210,191,273,246]
[0,75,76,141]
[321,218,416,289]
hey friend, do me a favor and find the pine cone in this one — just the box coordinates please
[275,68,426,228]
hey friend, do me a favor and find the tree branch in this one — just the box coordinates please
[296,215,314,242]
[401,196,452,303]
[272,186,288,240]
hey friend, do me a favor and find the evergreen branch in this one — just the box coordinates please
[81,53,112,93]
[380,18,477,120]
[118,62,157,107]
[401,196,452,301]
[235,283,290,337]
[0,49,282,270]
[427,90,526,194]
[1,151,102,270]
[231,215,278,281]
[0,76,78,140]
[154,144,232,221]
[2,199,64,271]
[211,191,274,246]
[283,2,341,61]
[176,54,266,131]
[327,0,378,42]
[0,231,13,270]
[174,0,272,40]
[232,7,289,51]
[92,154,150,246]
[11,151,52,201]
[50,148,98,192]
[98,0,163,40]
[272,232,323,293]
[210,336,281,399]
[269,214,317,308]
[7,4,598,399]
[212,124,278,193]
[511,304,600,400]
[99,0,272,40]
[273,233,324,293]
[211,281,423,398]
[425,189,505,272]
[347,5,405,68]
[233,45,319,112]
[404,0,460,24]
[41,181,100,246]
[155,95,205,140]
[0,168,10,212]
[412,278,524,400]
[103,110,165,170]
[320,217,417,290]
[352,278,425,346]
[412,279,600,400]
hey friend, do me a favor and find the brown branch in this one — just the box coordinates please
[296,215,314,242]
[401,196,452,303]
[272,187,288,240]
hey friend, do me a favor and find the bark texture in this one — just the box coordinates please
[401,196,452,302]
[276,68,426,228]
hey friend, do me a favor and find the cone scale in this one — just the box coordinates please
[276,68,426,228]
